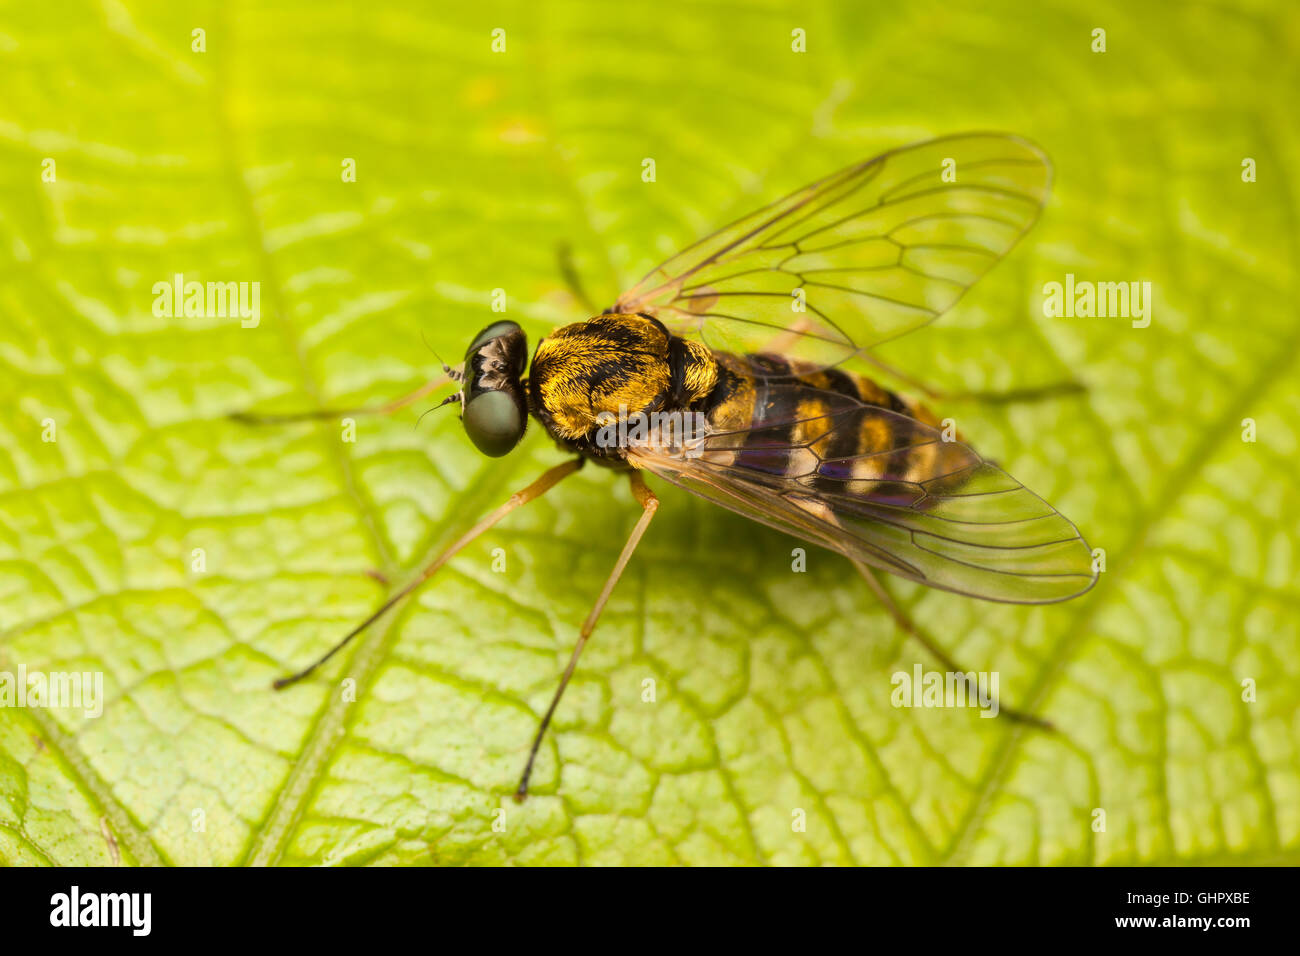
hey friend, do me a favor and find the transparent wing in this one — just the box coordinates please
[628,384,1095,603]
[613,133,1051,371]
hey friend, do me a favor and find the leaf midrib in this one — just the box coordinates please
[217,42,1300,865]
[203,58,536,863]
[25,7,1293,866]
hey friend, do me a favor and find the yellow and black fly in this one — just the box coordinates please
[236,133,1096,800]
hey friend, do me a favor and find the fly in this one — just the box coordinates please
[234,133,1096,800]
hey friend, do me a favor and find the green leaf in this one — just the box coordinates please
[1,0,1297,866]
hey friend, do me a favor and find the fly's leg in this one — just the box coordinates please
[759,322,1081,404]
[852,560,1053,731]
[760,315,813,354]
[556,241,600,316]
[940,381,1086,405]
[514,470,659,800]
[861,353,1085,406]
[230,367,461,425]
[272,458,583,689]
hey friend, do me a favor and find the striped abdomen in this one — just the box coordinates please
[699,352,970,497]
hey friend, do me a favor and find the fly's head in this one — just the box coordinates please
[457,320,529,457]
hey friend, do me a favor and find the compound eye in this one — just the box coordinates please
[465,320,522,359]
[462,390,525,457]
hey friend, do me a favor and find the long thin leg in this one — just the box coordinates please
[556,241,600,316]
[861,353,1084,406]
[231,368,462,425]
[757,321,1082,406]
[851,560,1053,730]
[272,458,583,689]
[940,381,1085,405]
[514,470,659,800]
[761,316,814,354]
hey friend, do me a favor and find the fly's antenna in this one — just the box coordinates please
[421,329,463,382]
[415,391,462,431]
[413,330,466,430]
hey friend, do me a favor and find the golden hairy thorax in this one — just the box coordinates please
[529,313,717,441]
